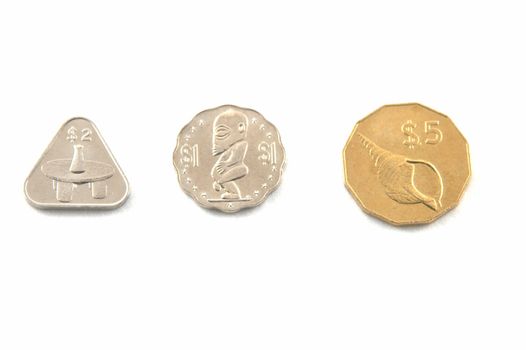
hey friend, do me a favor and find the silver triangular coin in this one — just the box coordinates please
[25,117,130,209]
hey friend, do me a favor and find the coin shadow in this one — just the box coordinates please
[363,205,458,233]
[27,195,133,217]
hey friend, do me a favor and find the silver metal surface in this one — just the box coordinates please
[173,105,285,213]
[25,117,129,209]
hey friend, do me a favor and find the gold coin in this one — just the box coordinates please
[343,103,471,226]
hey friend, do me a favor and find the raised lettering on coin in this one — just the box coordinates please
[343,103,470,225]
[25,117,129,209]
[173,105,285,213]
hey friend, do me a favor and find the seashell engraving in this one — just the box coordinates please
[357,133,444,211]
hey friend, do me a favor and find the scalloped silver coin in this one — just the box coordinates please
[173,105,285,213]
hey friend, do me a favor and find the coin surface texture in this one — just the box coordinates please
[25,117,129,209]
[343,103,470,225]
[173,105,285,213]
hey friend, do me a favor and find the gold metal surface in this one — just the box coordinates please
[343,103,470,226]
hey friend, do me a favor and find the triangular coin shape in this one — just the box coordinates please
[25,117,129,209]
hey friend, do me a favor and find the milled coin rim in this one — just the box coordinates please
[173,105,286,213]
[343,103,471,226]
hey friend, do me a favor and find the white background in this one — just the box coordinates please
[0,1,525,349]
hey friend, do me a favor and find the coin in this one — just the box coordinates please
[173,105,285,213]
[25,117,130,209]
[343,103,470,225]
